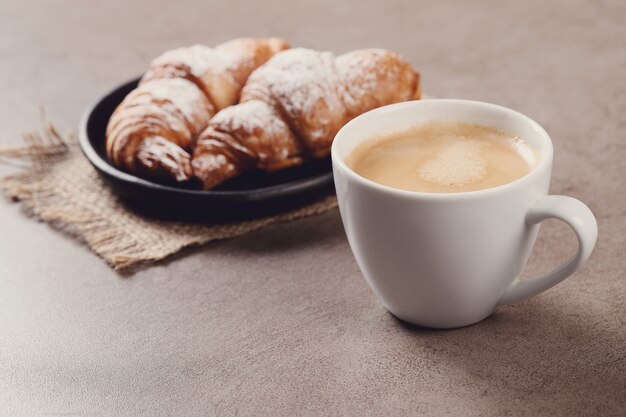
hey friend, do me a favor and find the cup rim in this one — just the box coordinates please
[331,99,553,200]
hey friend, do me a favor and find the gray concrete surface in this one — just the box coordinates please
[0,0,624,415]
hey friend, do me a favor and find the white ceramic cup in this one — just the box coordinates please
[331,99,598,329]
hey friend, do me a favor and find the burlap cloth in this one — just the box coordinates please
[0,122,337,270]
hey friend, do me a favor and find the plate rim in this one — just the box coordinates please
[78,77,334,202]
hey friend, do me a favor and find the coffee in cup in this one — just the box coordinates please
[347,121,537,193]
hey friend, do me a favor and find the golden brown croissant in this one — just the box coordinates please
[106,38,289,183]
[192,48,420,189]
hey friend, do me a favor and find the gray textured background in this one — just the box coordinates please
[1,0,625,415]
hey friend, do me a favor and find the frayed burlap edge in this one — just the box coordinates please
[0,120,337,270]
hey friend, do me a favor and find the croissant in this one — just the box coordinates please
[192,48,420,189]
[106,37,289,183]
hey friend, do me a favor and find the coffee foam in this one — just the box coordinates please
[418,139,486,186]
[347,121,536,193]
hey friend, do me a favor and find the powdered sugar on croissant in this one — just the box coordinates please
[106,38,289,183]
[143,38,289,111]
[192,47,420,189]
[192,100,304,189]
[107,78,212,182]
[241,49,347,158]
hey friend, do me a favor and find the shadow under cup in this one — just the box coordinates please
[331,99,555,329]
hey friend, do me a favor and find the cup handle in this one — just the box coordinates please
[498,195,598,305]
